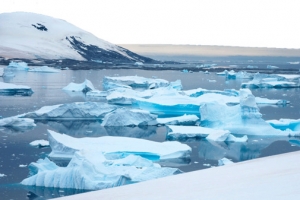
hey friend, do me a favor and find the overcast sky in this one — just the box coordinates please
[1,0,299,49]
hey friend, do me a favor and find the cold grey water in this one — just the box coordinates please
[0,67,300,199]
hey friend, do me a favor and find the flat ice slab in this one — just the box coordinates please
[0,82,33,96]
[48,130,191,160]
[56,151,300,200]
[28,66,60,73]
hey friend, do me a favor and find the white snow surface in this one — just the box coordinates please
[0,12,134,60]
[48,130,191,160]
[29,140,50,147]
[56,151,300,200]
[28,66,60,73]
[0,117,35,127]
[62,79,95,92]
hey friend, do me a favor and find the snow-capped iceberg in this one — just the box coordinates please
[21,151,181,190]
[157,114,199,125]
[103,76,169,90]
[22,102,118,120]
[0,82,33,96]
[0,116,36,127]
[101,108,157,126]
[28,66,60,73]
[62,79,95,93]
[200,89,296,136]
[7,61,29,71]
[48,130,191,160]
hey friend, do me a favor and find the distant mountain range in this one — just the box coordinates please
[0,12,155,65]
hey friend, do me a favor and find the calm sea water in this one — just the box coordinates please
[0,68,300,200]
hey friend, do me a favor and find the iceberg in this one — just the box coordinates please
[48,129,191,160]
[267,119,300,131]
[103,76,169,90]
[200,89,296,136]
[216,70,228,76]
[184,88,239,97]
[0,116,36,127]
[157,114,199,125]
[218,158,234,166]
[29,140,50,147]
[267,65,279,69]
[22,102,118,120]
[241,74,299,88]
[0,82,33,96]
[101,108,157,126]
[7,61,29,71]
[62,79,95,92]
[21,151,181,190]
[28,66,60,73]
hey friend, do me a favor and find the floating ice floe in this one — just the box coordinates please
[247,65,258,68]
[48,129,191,160]
[218,158,234,166]
[275,74,300,80]
[101,108,157,126]
[103,76,169,90]
[267,65,279,69]
[21,151,181,190]
[22,102,118,120]
[29,140,50,147]
[62,79,95,92]
[184,88,239,97]
[267,119,300,131]
[0,173,6,177]
[134,61,144,66]
[0,116,36,127]
[28,66,60,73]
[7,61,29,71]
[157,114,199,125]
[241,74,299,88]
[0,82,33,96]
[19,164,27,168]
[200,89,298,136]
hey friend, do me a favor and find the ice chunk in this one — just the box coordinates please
[167,125,230,140]
[7,61,29,71]
[267,65,279,69]
[0,82,34,96]
[267,119,300,131]
[30,140,50,147]
[101,108,157,126]
[226,134,248,142]
[200,89,295,136]
[216,70,228,76]
[103,76,169,90]
[275,74,300,80]
[48,129,191,160]
[19,164,27,167]
[241,75,299,88]
[157,114,199,125]
[62,79,95,92]
[0,173,7,177]
[22,102,118,120]
[227,70,236,79]
[28,66,60,73]
[21,152,181,190]
[206,130,231,142]
[218,158,234,166]
[184,88,239,97]
[0,116,36,127]
[134,61,144,66]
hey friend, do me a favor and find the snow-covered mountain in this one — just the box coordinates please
[0,12,154,64]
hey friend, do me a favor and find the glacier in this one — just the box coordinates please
[22,102,119,120]
[28,66,60,73]
[47,129,191,160]
[21,151,181,190]
[101,108,157,126]
[62,79,95,93]
[0,82,34,96]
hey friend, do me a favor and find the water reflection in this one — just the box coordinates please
[0,126,35,135]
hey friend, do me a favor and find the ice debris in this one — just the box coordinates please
[21,151,181,190]
[0,117,36,127]
[218,158,234,166]
[48,129,191,160]
[0,82,34,96]
[28,66,60,73]
[30,140,50,147]
[62,79,95,92]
